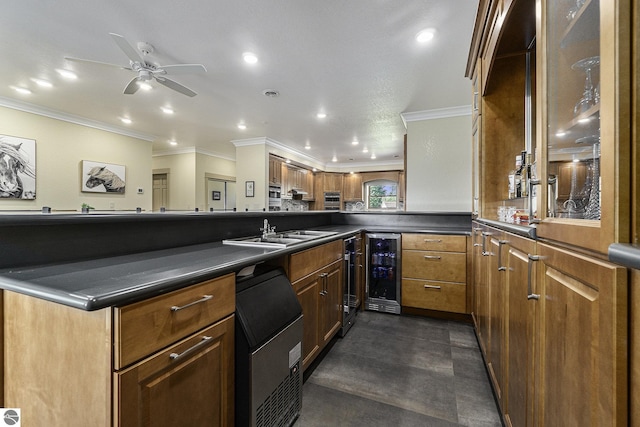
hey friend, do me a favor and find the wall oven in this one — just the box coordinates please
[268,185,281,211]
[324,192,341,210]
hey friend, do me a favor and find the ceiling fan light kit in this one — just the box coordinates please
[65,33,207,97]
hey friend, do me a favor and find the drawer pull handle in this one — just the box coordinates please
[423,239,443,243]
[170,336,212,361]
[424,285,441,290]
[423,255,442,260]
[171,295,213,312]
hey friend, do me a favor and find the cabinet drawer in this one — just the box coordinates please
[402,279,466,313]
[289,240,343,282]
[402,234,466,252]
[114,273,235,369]
[402,250,466,283]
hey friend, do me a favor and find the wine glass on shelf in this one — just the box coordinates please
[572,56,600,117]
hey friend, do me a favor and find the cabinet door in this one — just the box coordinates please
[293,274,321,371]
[487,235,506,407]
[115,315,234,427]
[473,224,491,358]
[504,233,536,427]
[320,260,343,346]
[536,243,627,426]
[537,0,631,252]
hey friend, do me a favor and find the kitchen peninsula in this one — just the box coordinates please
[0,210,471,426]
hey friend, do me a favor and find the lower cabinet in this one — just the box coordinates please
[471,221,628,426]
[401,233,468,314]
[3,273,236,427]
[288,240,343,371]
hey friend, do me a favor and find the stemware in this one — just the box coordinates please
[571,56,600,116]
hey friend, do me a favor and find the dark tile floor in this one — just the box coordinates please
[294,311,503,427]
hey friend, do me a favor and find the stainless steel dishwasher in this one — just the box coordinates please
[235,267,303,427]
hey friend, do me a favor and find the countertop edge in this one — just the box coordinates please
[608,243,640,270]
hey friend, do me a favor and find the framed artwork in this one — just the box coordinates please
[245,181,255,197]
[82,160,126,193]
[212,191,221,200]
[0,134,36,199]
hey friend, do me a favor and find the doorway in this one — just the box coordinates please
[207,178,236,211]
[152,173,169,211]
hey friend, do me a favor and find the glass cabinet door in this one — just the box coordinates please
[537,0,630,253]
[544,0,600,221]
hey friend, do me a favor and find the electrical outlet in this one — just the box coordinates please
[137,187,144,194]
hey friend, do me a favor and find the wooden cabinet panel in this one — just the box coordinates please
[114,273,235,369]
[402,279,466,313]
[292,274,321,369]
[115,315,234,427]
[288,240,343,282]
[487,236,506,408]
[536,243,627,426]
[503,232,536,427]
[402,234,466,252]
[324,173,343,193]
[268,156,282,185]
[320,260,343,345]
[402,250,466,283]
[343,173,363,201]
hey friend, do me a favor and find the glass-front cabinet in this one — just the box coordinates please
[536,0,631,253]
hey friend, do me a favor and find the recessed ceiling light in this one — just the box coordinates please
[371,153,377,159]
[285,159,291,164]
[56,69,77,79]
[31,78,52,88]
[332,156,337,162]
[352,139,359,145]
[416,29,436,43]
[572,158,580,163]
[243,52,258,64]
[137,82,152,91]
[10,86,31,95]
[362,147,369,153]
[312,168,317,172]
[169,140,178,146]
[237,123,247,130]
[161,107,174,114]
[120,117,132,124]
[350,171,354,174]
[305,144,311,150]
[317,112,327,119]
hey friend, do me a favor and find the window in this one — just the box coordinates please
[366,180,398,210]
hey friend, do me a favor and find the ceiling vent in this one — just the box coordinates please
[263,90,280,98]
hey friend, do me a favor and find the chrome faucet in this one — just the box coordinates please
[261,219,276,238]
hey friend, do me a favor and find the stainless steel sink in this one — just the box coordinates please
[222,230,337,248]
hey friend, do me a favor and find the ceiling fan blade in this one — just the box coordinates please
[65,56,132,71]
[109,32,144,63]
[157,64,207,75]
[123,77,140,95]
[155,76,197,97]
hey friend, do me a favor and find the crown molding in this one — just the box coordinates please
[400,105,472,128]
[153,146,235,161]
[0,96,156,142]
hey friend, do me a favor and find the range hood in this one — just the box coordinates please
[289,188,308,195]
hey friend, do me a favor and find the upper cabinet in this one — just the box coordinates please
[268,155,282,186]
[467,0,632,254]
[536,0,631,253]
[343,173,363,202]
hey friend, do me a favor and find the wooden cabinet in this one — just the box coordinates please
[288,240,343,370]
[343,173,363,201]
[535,243,627,426]
[324,172,343,193]
[401,234,467,314]
[304,169,314,200]
[268,155,282,185]
[3,273,236,427]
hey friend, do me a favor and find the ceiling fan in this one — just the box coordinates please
[65,33,207,97]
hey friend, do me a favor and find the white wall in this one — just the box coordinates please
[234,143,267,211]
[0,106,152,211]
[406,115,472,212]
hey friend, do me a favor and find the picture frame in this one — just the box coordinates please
[81,160,126,193]
[0,134,36,199]
[212,190,221,200]
[245,181,255,197]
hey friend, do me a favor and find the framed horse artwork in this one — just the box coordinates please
[82,160,126,193]
[0,134,36,199]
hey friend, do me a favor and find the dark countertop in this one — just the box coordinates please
[0,223,470,311]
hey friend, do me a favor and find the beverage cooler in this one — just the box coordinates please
[365,233,401,314]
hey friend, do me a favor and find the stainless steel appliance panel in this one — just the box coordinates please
[339,236,358,336]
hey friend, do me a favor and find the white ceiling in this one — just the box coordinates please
[1,0,478,168]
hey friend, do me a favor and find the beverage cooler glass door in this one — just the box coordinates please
[365,233,401,314]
